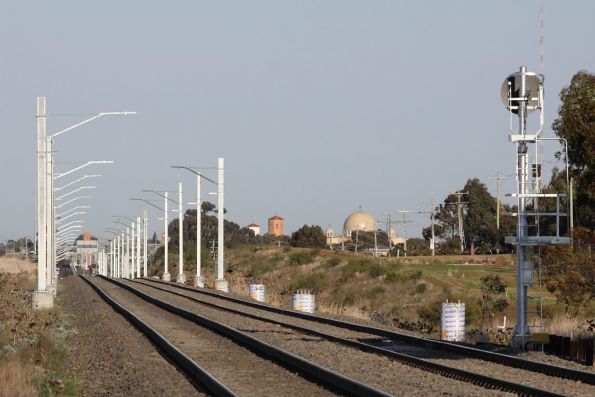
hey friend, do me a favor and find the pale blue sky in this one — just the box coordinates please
[0,1,593,241]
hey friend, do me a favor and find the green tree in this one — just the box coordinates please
[478,274,509,329]
[552,71,595,228]
[540,227,594,316]
[290,225,326,248]
[432,178,515,254]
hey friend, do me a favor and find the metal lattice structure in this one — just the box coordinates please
[501,66,571,348]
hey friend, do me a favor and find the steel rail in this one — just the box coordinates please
[141,277,595,385]
[80,276,237,397]
[99,276,392,397]
[129,278,564,397]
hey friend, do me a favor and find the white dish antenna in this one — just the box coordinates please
[500,71,541,114]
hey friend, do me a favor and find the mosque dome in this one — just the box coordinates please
[343,210,375,234]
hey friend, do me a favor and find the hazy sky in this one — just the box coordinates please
[1,1,593,242]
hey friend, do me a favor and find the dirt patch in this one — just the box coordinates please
[61,275,203,396]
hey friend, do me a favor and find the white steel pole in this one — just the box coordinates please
[37,111,47,292]
[110,241,113,277]
[130,221,136,278]
[125,228,130,279]
[163,192,171,281]
[115,237,119,277]
[45,138,53,291]
[120,233,124,278]
[194,174,203,287]
[136,216,141,278]
[118,235,122,278]
[143,210,148,277]
[48,138,57,293]
[217,157,224,281]
[33,97,53,309]
[177,182,186,283]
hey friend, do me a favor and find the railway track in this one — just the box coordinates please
[139,277,595,385]
[98,276,587,396]
[82,275,392,397]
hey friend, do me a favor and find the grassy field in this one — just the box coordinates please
[163,245,594,338]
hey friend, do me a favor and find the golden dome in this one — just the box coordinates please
[343,210,375,234]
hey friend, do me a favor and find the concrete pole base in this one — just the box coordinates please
[509,334,531,350]
[193,276,205,288]
[176,273,187,283]
[32,291,54,310]
[214,279,229,293]
[162,272,171,282]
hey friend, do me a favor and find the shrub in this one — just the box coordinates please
[384,271,402,283]
[332,288,359,306]
[248,262,274,277]
[384,269,422,283]
[404,270,422,280]
[289,252,315,266]
[341,258,377,279]
[366,286,385,299]
[390,304,402,318]
[416,301,442,332]
[289,272,329,293]
[415,283,427,294]
[326,256,342,267]
[368,263,385,278]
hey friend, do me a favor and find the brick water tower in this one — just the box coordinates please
[268,215,284,237]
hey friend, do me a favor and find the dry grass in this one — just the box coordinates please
[0,270,77,395]
[543,315,595,339]
[317,302,370,321]
[0,257,36,274]
[0,356,37,397]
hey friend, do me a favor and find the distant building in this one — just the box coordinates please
[343,209,376,236]
[75,231,98,268]
[326,208,404,249]
[268,215,285,237]
[246,223,261,236]
[325,227,345,246]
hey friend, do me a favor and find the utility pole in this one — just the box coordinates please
[426,202,437,257]
[488,174,511,254]
[453,191,468,254]
[385,214,392,256]
[396,211,413,257]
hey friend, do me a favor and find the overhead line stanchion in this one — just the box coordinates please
[33,96,53,310]
[130,221,136,279]
[177,182,186,283]
[195,174,203,287]
[143,211,148,277]
[214,157,228,292]
[136,217,141,279]
[163,192,171,281]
